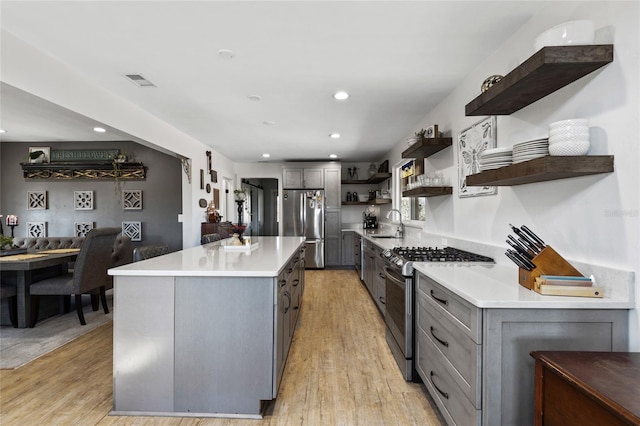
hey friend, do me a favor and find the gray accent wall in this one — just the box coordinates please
[0,141,182,251]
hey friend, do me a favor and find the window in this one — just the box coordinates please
[394,160,426,222]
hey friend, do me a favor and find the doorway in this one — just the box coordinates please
[241,178,278,236]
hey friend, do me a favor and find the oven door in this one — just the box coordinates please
[384,266,413,360]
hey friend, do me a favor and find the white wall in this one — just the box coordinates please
[1,30,236,248]
[385,2,640,349]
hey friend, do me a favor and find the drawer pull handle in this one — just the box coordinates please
[430,290,449,306]
[378,273,386,279]
[292,279,300,287]
[430,326,449,347]
[280,280,287,288]
[429,371,449,399]
[379,296,386,305]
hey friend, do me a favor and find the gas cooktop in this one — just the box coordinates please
[382,246,494,276]
[393,246,495,263]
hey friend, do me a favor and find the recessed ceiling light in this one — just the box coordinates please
[262,153,270,158]
[93,127,106,133]
[248,95,262,101]
[329,154,338,159]
[263,120,276,125]
[333,91,350,100]
[218,49,235,59]
[329,133,341,139]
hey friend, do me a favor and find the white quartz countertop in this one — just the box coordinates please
[414,262,635,309]
[109,236,305,277]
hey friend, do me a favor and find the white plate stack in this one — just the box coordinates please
[548,119,590,155]
[512,138,549,163]
[479,147,513,171]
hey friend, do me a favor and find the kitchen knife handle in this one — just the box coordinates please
[521,225,546,247]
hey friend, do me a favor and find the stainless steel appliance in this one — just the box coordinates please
[282,189,325,268]
[381,246,494,381]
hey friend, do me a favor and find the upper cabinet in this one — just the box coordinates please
[324,168,341,209]
[465,45,614,116]
[283,168,323,189]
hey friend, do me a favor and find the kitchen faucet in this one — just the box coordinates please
[386,209,404,239]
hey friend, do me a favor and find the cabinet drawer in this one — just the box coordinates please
[416,324,481,426]
[417,291,481,407]
[417,273,481,343]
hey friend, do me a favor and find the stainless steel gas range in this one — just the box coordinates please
[381,246,494,381]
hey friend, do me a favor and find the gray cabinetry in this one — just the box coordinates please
[325,210,341,267]
[373,255,386,314]
[362,240,376,295]
[324,168,341,209]
[341,231,354,266]
[414,271,629,426]
[354,234,362,278]
[283,168,324,189]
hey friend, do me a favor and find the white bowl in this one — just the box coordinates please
[549,136,590,147]
[549,128,590,140]
[534,20,595,51]
[549,118,589,130]
[358,194,369,202]
[548,140,590,156]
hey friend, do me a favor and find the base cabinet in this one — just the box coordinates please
[414,271,629,426]
[341,231,354,266]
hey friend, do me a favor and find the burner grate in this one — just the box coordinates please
[392,246,494,263]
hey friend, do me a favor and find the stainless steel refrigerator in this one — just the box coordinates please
[282,189,324,268]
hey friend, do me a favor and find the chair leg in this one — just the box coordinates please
[90,293,99,311]
[75,294,86,325]
[100,286,109,314]
[8,296,18,328]
[30,295,40,328]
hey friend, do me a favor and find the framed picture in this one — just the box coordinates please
[425,125,439,139]
[28,146,51,163]
[458,116,497,198]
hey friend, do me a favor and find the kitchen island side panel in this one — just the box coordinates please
[482,308,628,426]
[174,276,275,415]
[113,275,176,413]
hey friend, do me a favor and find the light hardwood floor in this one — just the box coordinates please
[0,270,443,425]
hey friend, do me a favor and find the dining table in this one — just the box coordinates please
[0,249,80,328]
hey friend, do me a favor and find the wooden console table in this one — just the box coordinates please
[531,351,640,425]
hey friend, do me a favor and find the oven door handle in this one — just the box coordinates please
[384,267,405,289]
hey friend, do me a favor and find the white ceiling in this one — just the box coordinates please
[0,1,549,162]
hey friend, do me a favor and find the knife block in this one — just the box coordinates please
[518,246,583,290]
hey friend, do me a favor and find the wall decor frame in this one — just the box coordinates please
[74,222,94,237]
[458,116,497,198]
[200,169,204,190]
[425,124,439,139]
[27,191,48,210]
[122,221,142,241]
[74,190,94,210]
[122,190,143,210]
[28,147,50,163]
[26,221,47,238]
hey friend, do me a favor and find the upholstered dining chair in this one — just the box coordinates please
[133,244,170,262]
[0,283,18,327]
[201,233,222,244]
[29,227,121,327]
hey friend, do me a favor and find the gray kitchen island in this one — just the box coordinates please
[108,236,306,418]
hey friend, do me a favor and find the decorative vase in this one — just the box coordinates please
[368,163,377,178]
[230,233,243,246]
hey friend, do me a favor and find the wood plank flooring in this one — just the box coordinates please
[0,270,443,425]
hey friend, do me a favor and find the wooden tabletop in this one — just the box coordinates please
[531,351,640,424]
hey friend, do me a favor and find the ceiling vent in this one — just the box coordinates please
[123,73,157,87]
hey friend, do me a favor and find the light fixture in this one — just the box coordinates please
[333,91,350,100]
[262,153,270,158]
[263,120,276,125]
[217,49,235,59]
[329,154,338,159]
[0,129,6,133]
[248,95,262,101]
[329,133,341,139]
[93,127,106,133]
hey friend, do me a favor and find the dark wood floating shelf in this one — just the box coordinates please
[402,186,453,197]
[466,155,614,186]
[402,137,453,159]
[465,45,614,116]
[342,199,392,206]
[21,162,146,180]
[342,172,392,185]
